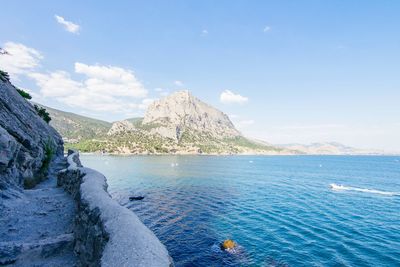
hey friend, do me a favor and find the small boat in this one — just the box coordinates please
[129,196,145,201]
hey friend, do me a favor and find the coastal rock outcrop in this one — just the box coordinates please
[0,78,63,197]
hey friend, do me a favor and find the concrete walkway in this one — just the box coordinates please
[0,158,77,266]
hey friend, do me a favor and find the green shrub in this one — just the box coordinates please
[24,139,55,189]
[0,70,10,82]
[34,104,51,123]
[16,88,32,99]
[42,139,55,171]
[23,177,38,189]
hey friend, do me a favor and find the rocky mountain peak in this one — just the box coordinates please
[142,90,241,141]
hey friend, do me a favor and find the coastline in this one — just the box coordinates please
[58,150,174,267]
[78,151,397,156]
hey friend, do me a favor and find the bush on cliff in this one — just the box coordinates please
[16,88,32,100]
[0,70,10,82]
[34,104,52,123]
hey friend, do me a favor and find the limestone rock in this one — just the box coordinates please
[0,79,63,195]
[107,120,135,136]
[143,90,241,141]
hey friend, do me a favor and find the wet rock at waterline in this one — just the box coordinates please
[221,239,236,251]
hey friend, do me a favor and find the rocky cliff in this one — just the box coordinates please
[0,78,63,197]
[143,90,241,141]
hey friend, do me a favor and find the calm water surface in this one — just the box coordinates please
[80,155,400,267]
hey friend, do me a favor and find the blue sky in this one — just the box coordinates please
[1,1,399,151]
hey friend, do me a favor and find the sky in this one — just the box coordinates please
[1,1,399,152]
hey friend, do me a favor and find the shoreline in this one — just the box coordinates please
[58,150,174,266]
[77,151,399,156]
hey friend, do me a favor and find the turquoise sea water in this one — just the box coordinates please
[80,155,400,266]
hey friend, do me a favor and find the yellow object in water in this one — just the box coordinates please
[221,239,236,250]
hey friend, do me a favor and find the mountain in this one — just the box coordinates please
[279,142,384,155]
[43,91,283,155]
[43,105,111,143]
[142,90,241,140]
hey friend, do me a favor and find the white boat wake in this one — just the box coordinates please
[330,183,400,196]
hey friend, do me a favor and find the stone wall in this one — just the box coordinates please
[58,150,174,267]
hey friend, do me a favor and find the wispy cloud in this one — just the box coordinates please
[220,90,248,105]
[201,29,208,36]
[263,26,271,32]
[55,15,80,34]
[174,80,184,87]
[239,119,255,126]
[154,87,169,96]
[0,42,42,79]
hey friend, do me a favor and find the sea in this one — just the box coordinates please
[80,155,400,267]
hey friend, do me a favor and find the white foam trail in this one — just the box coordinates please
[330,183,399,196]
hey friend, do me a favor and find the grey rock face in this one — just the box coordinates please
[107,120,135,136]
[143,90,241,141]
[0,79,63,195]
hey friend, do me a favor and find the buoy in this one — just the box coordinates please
[221,239,236,250]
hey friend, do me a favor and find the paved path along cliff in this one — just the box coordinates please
[0,158,77,266]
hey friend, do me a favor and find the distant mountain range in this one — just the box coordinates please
[278,142,385,155]
[42,91,284,155]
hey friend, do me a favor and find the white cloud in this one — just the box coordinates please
[263,26,271,32]
[29,63,148,114]
[154,87,169,97]
[229,114,239,119]
[55,15,80,34]
[220,90,248,105]
[139,98,155,110]
[174,80,184,87]
[201,29,208,36]
[0,42,42,77]
[160,91,169,96]
[28,71,81,97]
[75,63,147,98]
[239,119,255,126]
[230,115,255,129]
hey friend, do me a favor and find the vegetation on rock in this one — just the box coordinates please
[24,139,56,189]
[16,88,32,99]
[34,104,52,123]
[0,69,10,82]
